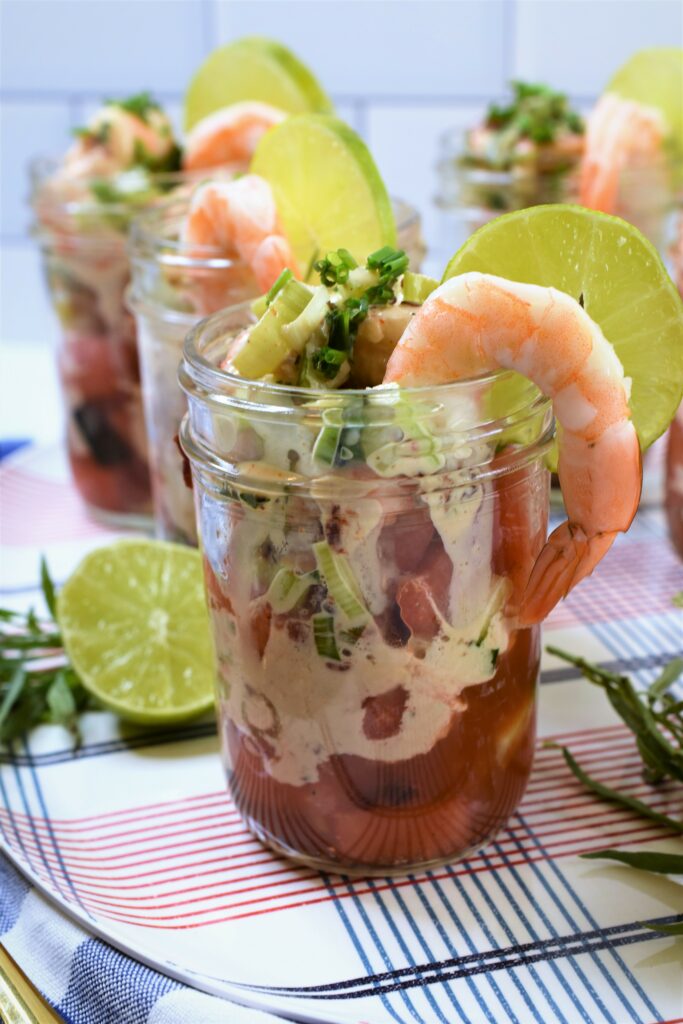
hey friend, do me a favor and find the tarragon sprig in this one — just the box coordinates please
[0,559,96,746]
[546,646,683,930]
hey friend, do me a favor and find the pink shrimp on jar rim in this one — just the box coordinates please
[183,101,286,172]
[181,174,300,300]
[579,92,667,214]
[384,272,642,624]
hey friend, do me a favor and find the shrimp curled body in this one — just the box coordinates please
[579,92,666,214]
[383,272,642,624]
[182,175,299,294]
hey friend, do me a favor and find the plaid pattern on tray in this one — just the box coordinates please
[1,444,682,1024]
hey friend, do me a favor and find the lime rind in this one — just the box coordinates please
[184,36,333,131]
[251,113,396,272]
[443,204,683,452]
[57,540,216,725]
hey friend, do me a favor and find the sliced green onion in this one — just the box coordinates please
[265,268,294,306]
[231,278,312,379]
[282,286,331,350]
[264,568,316,614]
[402,272,439,305]
[313,541,369,625]
[314,249,357,286]
[313,614,340,661]
[250,294,268,319]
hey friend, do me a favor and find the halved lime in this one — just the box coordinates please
[251,113,396,273]
[607,47,683,156]
[57,540,215,725]
[443,204,683,451]
[185,36,333,131]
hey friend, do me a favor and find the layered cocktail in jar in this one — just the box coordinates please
[31,95,185,523]
[180,246,555,872]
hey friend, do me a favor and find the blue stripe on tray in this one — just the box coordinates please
[517,813,661,1023]
[468,848,567,1024]
[21,737,93,922]
[423,871,517,1024]
[495,825,633,1023]
[366,879,466,1023]
[326,876,413,1024]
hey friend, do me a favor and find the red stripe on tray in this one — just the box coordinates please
[4,724,680,929]
[12,828,677,931]
[545,537,681,629]
[0,467,110,544]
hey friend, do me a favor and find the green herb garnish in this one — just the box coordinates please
[0,560,97,746]
[314,248,357,286]
[547,647,683,785]
[106,90,161,122]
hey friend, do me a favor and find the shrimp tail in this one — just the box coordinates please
[518,523,617,626]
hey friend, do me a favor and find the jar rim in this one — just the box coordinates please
[179,298,552,407]
[127,192,421,269]
[29,155,209,222]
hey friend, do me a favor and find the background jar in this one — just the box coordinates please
[30,158,195,526]
[128,195,427,545]
[179,306,554,875]
[435,127,582,254]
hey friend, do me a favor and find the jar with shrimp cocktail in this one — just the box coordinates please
[179,302,553,874]
[128,194,426,545]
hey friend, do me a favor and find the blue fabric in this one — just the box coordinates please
[57,938,181,1024]
[0,852,31,932]
[0,439,30,461]
[0,853,292,1023]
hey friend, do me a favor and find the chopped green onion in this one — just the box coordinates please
[313,614,341,661]
[313,541,369,625]
[282,286,331,350]
[231,278,312,379]
[311,346,347,379]
[265,268,293,306]
[264,569,316,614]
[314,248,357,286]
[367,246,409,281]
[251,294,268,319]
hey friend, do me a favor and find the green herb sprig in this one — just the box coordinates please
[547,646,683,930]
[0,560,96,746]
[306,246,409,381]
[547,647,683,785]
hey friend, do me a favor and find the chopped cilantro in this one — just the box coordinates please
[106,90,161,123]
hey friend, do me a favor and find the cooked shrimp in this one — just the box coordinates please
[64,102,176,175]
[183,102,285,172]
[383,272,642,624]
[182,174,299,295]
[579,92,666,213]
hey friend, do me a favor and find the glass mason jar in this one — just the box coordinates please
[665,403,683,559]
[436,128,679,255]
[435,127,582,251]
[30,158,200,525]
[128,195,427,545]
[179,306,553,875]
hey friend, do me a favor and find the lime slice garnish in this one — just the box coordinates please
[607,47,683,156]
[251,113,396,272]
[443,204,683,451]
[58,540,215,725]
[185,36,333,131]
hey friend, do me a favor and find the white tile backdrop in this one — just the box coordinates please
[1,0,682,347]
